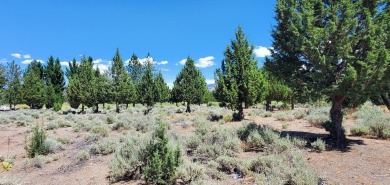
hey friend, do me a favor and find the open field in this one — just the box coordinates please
[1,104,390,185]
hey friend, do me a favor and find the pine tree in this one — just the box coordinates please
[66,75,82,109]
[268,0,390,148]
[261,68,291,111]
[44,56,65,106]
[65,58,79,79]
[173,57,206,112]
[78,56,97,112]
[139,61,156,107]
[109,48,132,113]
[22,60,45,109]
[214,27,261,120]
[3,61,22,109]
[154,71,170,106]
[94,67,110,112]
[0,64,6,100]
[127,53,143,106]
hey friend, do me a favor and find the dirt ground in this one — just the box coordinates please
[1,109,389,185]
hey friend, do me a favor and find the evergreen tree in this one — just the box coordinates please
[0,64,6,101]
[139,61,156,107]
[65,58,79,79]
[268,0,390,148]
[66,75,82,109]
[214,27,261,120]
[94,67,111,112]
[3,61,22,109]
[44,56,65,106]
[173,57,206,112]
[262,68,291,111]
[154,71,170,106]
[127,53,143,106]
[78,56,97,112]
[109,48,132,113]
[22,60,45,109]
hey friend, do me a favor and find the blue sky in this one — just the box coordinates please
[0,0,276,87]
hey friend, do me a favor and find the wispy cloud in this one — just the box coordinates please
[11,53,22,58]
[93,63,110,74]
[177,56,215,68]
[23,54,31,59]
[157,60,168,65]
[253,46,272,58]
[21,59,44,64]
[205,79,215,84]
[0,59,7,63]
[92,59,104,64]
[159,68,170,72]
[195,56,214,68]
[60,61,70,66]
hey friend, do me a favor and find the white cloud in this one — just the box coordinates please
[60,62,70,66]
[11,53,22,58]
[0,59,7,63]
[23,54,31,59]
[157,60,168,65]
[93,59,104,64]
[253,46,272,58]
[159,68,170,72]
[21,59,44,64]
[167,82,174,89]
[205,79,215,84]
[195,56,214,68]
[93,63,109,74]
[177,56,215,68]
[178,59,187,65]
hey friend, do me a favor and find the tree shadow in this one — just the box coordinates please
[280,130,365,152]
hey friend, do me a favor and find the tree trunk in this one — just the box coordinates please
[103,103,105,109]
[94,103,99,113]
[175,102,178,107]
[81,104,85,113]
[186,101,191,113]
[381,94,390,111]
[126,104,128,109]
[116,102,120,113]
[291,97,295,110]
[265,99,271,111]
[133,102,135,107]
[238,102,244,120]
[330,96,346,149]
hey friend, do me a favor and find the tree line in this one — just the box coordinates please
[0,49,214,113]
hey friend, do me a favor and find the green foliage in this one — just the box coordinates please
[173,57,206,112]
[44,56,65,105]
[3,61,22,108]
[27,125,49,158]
[75,150,90,163]
[267,0,390,146]
[21,60,45,109]
[214,27,264,120]
[144,122,182,184]
[176,162,206,183]
[350,104,390,138]
[90,137,119,155]
[139,56,156,107]
[311,139,326,153]
[305,107,330,127]
[274,112,294,121]
[154,71,170,105]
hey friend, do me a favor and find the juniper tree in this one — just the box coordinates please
[139,59,156,107]
[22,60,45,109]
[173,57,206,112]
[109,48,133,113]
[94,67,111,112]
[0,64,6,100]
[44,56,65,107]
[78,56,97,112]
[127,53,143,106]
[214,27,262,120]
[3,61,22,109]
[267,0,390,148]
[154,71,170,106]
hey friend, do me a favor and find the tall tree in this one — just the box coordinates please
[0,64,5,95]
[78,56,97,112]
[94,67,111,112]
[22,60,45,109]
[268,0,390,148]
[262,68,291,111]
[154,71,170,106]
[126,53,143,106]
[214,27,261,120]
[44,56,65,107]
[139,59,156,107]
[173,57,206,112]
[109,48,132,113]
[65,58,79,79]
[3,61,22,109]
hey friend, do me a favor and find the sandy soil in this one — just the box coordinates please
[1,109,389,185]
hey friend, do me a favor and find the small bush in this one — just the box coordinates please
[292,109,307,119]
[176,162,206,183]
[247,130,265,149]
[91,124,109,137]
[215,156,240,174]
[350,104,390,139]
[45,121,58,130]
[27,125,49,158]
[90,137,119,155]
[311,139,326,152]
[350,124,370,136]
[76,150,90,163]
[274,112,295,121]
[0,115,12,125]
[44,137,64,153]
[306,107,330,127]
